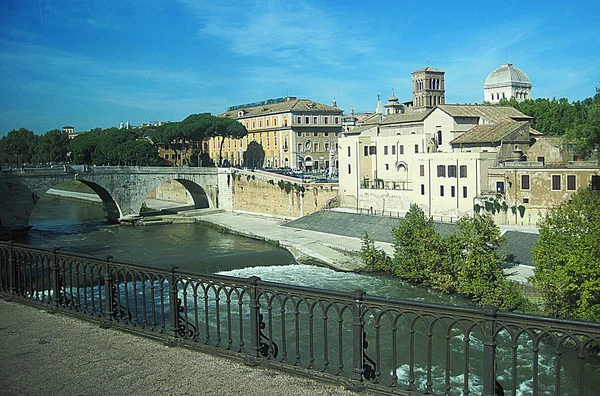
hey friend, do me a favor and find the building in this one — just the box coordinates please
[337,66,543,220]
[487,161,600,225]
[212,97,343,171]
[484,64,532,104]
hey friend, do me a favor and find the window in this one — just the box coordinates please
[567,175,576,190]
[384,146,388,155]
[369,146,377,155]
[440,186,444,196]
[451,186,456,197]
[448,165,457,178]
[364,146,369,156]
[297,117,301,124]
[313,117,318,124]
[459,165,467,178]
[335,117,339,124]
[437,165,446,177]
[348,164,351,174]
[592,175,600,191]
[164,154,170,160]
[421,184,425,195]
[496,181,505,193]
[314,132,318,137]
[314,143,319,151]
[462,186,467,198]
[537,156,545,165]
[436,130,442,145]
[400,145,404,154]
[420,165,425,177]
[414,145,419,153]
[266,136,270,147]
[325,142,329,151]
[521,175,530,190]
[347,146,351,157]
[552,175,561,190]
[305,117,309,124]
[324,117,328,124]
[297,131,302,137]
[391,146,396,155]
[273,118,277,126]
[266,119,269,127]
[298,143,303,152]
[385,164,389,170]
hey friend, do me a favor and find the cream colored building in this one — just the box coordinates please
[338,65,537,220]
[210,97,343,171]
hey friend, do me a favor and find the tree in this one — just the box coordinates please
[391,204,443,284]
[532,188,600,321]
[211,117,248,166]
[36,129,70,163]
[117,140,162,166]
[0,128,38,164]
[243,141,265,168]
[360,233,392,273]
[149,122,189,166]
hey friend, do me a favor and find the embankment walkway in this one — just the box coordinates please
[0,299,362,396]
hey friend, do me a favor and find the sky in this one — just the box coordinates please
[1,0,599,136]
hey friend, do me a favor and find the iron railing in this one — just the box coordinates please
[1,241,599,395]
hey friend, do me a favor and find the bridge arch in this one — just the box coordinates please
[76,181,121,223]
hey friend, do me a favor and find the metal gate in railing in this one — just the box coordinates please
[1,241,599,395]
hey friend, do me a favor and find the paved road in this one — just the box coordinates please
[0,299,364,396]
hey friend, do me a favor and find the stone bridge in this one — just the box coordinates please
[0,166,233,236]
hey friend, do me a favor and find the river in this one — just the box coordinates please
[16,194,599,395]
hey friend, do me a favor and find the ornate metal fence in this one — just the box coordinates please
[1,241,599,395]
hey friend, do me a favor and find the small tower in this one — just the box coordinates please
[412,67,445,112]
[384,90,404,114]
[375,94,383,114]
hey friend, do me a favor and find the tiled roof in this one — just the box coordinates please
[450,121,529,144]
[413,66,444,73]
[343,124,376,136]
[221,99,342,118]
[379,110,431,125]
[436,104,532,123]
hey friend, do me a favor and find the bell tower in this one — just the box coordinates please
[412,67,445,112]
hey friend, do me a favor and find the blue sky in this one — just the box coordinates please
[1,0,599,136]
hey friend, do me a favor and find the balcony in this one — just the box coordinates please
[362,178,413,191]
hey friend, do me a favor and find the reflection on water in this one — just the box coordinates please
[22,195,295,273]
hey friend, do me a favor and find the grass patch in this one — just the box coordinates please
[53,180,95,194]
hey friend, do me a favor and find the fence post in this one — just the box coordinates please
[245,276,261,366]
[52,247,61,310]
[168,266,179,340]
[101,256,114,327]
[349,290,366,389]
[8,241,16,297]
[482,306,498,395]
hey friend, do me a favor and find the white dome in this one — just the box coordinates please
[484,64,531,89]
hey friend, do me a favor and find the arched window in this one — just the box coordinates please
[437,130,442,145]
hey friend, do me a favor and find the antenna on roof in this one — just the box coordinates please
[505,51,508,64]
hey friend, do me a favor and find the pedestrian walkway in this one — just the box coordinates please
[0,299,363,396]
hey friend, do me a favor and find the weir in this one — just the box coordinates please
[1,241,599,395]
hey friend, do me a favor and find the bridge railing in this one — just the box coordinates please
[1,241,599,395]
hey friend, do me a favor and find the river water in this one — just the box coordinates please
[17,194,599,395]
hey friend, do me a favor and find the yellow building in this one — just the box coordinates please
[210,97,343,171]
